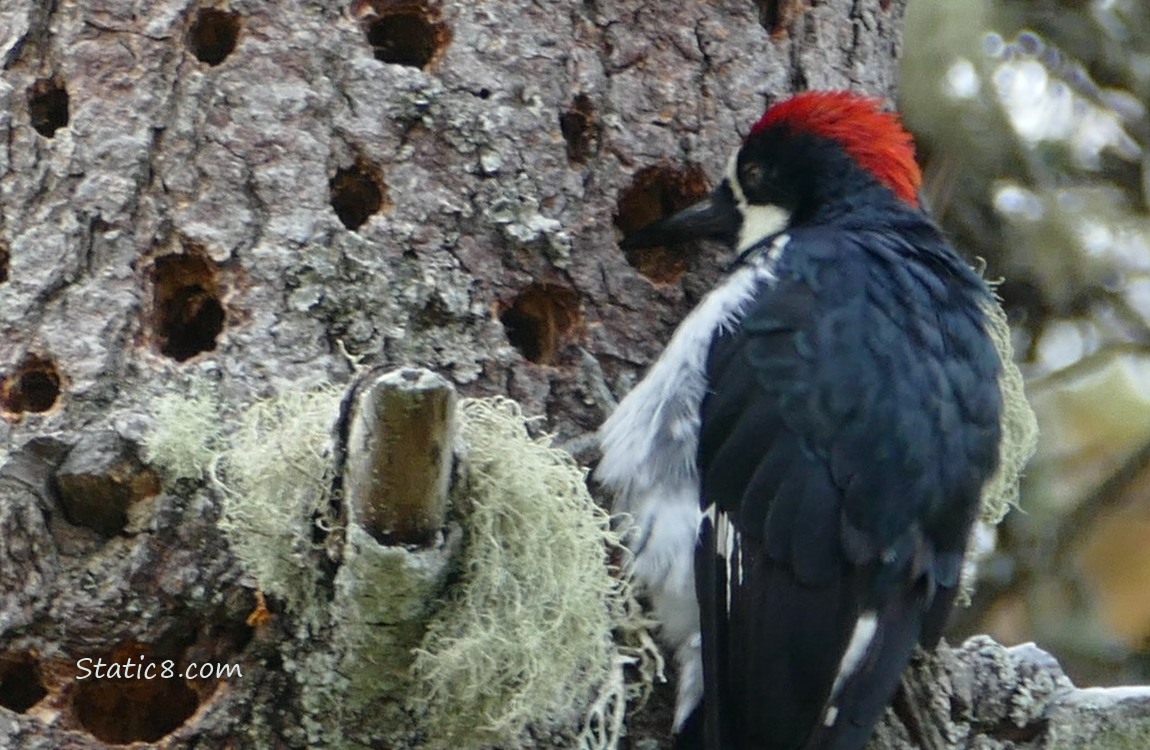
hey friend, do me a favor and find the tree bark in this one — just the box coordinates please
[2,0,1142,748]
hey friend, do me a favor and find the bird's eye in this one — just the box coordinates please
[740,162,765,189]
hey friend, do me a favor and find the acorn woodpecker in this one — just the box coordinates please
[596,91,1003,750]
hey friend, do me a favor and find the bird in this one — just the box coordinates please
[595,90,1004,750]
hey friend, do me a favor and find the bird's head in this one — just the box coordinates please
[621,91,923,254]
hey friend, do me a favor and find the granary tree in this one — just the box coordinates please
[1,1,1147,748]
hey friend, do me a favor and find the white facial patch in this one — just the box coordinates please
[726,150,792,253]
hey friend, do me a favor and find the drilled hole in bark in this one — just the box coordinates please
[1,355,62,415]
[73,654,199,743]
[355,1,451,69]
[188,8,241,65]
[559,94,598,164]
[331,164,385,230]
[0,243,8,283]
[614,164,710,284]
[499,284,581,365]
[152,254,225,362]
[755,0,810,37]
[414,294,453,331]
[57,432,161,537]
[28,78,69,138]
[0,654,47,713]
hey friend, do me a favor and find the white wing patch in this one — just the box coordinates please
[823,706,839,728]
[710,505,742,613]
[672,633,704,732]
[823,612,879,726]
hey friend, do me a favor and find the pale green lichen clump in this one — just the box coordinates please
[215,386,343,617]
[146,382,342,617]
[144,380,225,482]
[411,397,649,750]
[955,296,1039,605]
[980,296,1039,526]
[146,382,650,749]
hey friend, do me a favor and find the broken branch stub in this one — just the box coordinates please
[339,367,456,546]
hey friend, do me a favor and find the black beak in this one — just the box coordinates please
[620,182,741,250]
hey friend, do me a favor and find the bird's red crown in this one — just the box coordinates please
[750,91,922,208]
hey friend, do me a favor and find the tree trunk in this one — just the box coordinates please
[2,0,1144,748]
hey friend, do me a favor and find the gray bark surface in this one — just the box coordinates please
[4,0,1142,748]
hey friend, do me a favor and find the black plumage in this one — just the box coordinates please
[606,92,1006,750]
[686,207,1002,750]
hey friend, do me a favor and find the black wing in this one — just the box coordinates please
[694,226,1002,750]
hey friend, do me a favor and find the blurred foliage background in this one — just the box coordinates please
[901,0,1150,686]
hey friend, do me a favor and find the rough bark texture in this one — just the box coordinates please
[2,0,1144,748]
